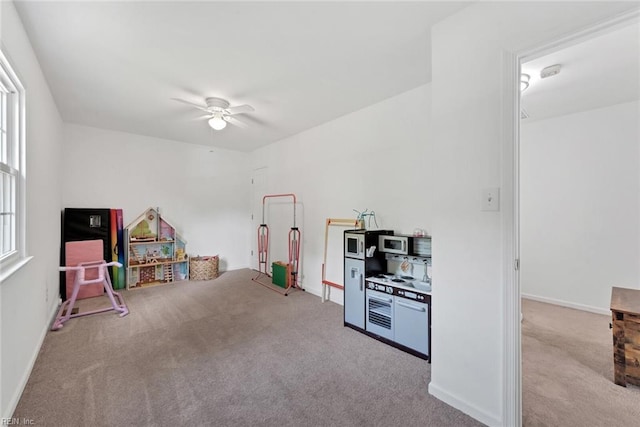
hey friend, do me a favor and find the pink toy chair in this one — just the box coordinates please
[52,260,129,330]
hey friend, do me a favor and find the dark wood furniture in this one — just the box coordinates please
[610,287,640,387]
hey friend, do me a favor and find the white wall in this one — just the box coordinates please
[429,2,638,426]
[3,1,638,424]
[0,1,63,418]
[250,84,432,301]
[62,125,252,271]
[521,101,640,313]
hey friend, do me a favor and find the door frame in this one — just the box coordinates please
[502,9,640,426]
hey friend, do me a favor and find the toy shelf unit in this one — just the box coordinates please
[125,207,188,289]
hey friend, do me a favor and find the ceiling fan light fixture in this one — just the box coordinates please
[172,96,253,130]
[520,73,530,92]
[208,113,227,130]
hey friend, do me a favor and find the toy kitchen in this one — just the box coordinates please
[344,230,431,361]
[344,229,432,361]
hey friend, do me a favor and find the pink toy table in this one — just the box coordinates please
[52,260,129,330]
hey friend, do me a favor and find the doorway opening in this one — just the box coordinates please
[515,12,640,426]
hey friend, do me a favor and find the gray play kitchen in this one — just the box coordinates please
[344,229,432,360]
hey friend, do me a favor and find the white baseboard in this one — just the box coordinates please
[521,293,609,315]
[3,298,60,420]
[220,264,250,273]
[243,268,343,306]
[302,285,321,298]
[428,381,502,427]
[301,283,344,305]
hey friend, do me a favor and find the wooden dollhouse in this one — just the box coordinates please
[125,207,188,289]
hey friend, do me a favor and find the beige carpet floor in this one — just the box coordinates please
[15,271,637,426]
[14,269,481,426]
[522,298,640,426]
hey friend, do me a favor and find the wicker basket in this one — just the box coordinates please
[189,255,219,280]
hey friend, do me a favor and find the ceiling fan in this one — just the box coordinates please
[172,97,255,130]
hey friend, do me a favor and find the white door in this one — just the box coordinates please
[344,257,365,328]
[394,298,429,355]
[251,168,268,271]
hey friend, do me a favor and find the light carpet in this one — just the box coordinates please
[14,269,480,426]
[522,298,640,426]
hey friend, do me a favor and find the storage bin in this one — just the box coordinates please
[189,255,219,280]
[272,261,290,288]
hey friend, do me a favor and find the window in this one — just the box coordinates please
[0,49,26,279]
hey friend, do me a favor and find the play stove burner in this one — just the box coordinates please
[392,278,406,283]
[400,276,414,280]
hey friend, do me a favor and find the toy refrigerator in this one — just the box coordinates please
[61,208,125,299]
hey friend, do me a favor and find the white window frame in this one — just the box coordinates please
[0,48,29,283]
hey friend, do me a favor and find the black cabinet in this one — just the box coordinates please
[61,208,124,299]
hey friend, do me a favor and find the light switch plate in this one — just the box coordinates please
[482,187,500,211]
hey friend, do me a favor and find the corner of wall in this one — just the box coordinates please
[428,382,502,427]
[2,297,59,420]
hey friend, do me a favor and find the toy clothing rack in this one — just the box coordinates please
[52,260,129,330]
[252,193,302,296]
[321,218,362,302]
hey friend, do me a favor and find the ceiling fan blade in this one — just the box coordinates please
[171,98,211,113]
[192,113,213,121]
[226,116,249,129]
[226,104,254,115]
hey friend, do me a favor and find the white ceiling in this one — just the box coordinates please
[522,22,640,121]
[14,2,640,151]
[14,1,470,152]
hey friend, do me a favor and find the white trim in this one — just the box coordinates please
[0,255,32,283]
[0,47,27,268]
[519,9,640,62]
[521,293,610,316]
[1,297,60,420]
[17,66,26,262]
[501,49,521,427]
[303,282,343,304]
[428,382,502,427]
[505,8,640,427]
